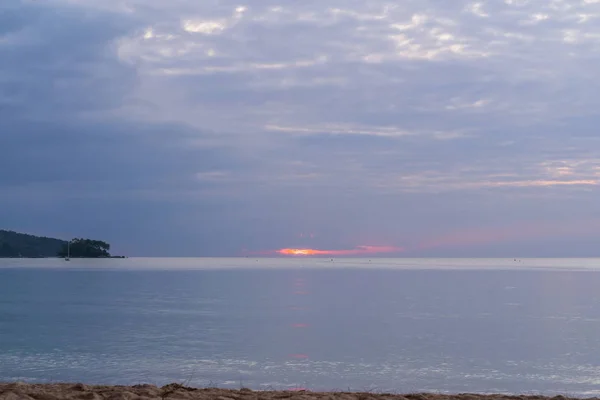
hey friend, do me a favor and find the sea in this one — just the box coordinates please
[2,258,600,395]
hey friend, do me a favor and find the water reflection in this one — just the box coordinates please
[3,266,600,394]
[288,271,310,388]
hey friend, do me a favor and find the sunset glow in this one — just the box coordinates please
[276,245,403,256]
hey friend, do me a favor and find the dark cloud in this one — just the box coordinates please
[0,1,136,118]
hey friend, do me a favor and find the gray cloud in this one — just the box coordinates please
[2,0,600,256]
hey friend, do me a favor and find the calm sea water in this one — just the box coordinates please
[2,258,600,395]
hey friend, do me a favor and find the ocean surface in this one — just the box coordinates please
[2,258,600,395]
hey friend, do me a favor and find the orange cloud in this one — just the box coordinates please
[276,245,403,256]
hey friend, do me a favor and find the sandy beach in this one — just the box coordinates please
[0,384,582,400]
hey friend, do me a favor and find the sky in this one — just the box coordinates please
[1,0,600,257]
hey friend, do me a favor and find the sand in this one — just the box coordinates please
[0,384,582,400]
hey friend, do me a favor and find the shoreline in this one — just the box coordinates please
[0,384,584,400]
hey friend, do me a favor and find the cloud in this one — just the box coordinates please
[3,0,600,255]
[274,245,404,256]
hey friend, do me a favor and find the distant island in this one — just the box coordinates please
[0,230,124,258]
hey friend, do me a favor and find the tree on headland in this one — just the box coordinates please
[0,242,19,257]
[0,230,66,258]
[57,238,112,258]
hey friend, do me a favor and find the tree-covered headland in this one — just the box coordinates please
[57,238,111,258]
[0,230,120,258]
